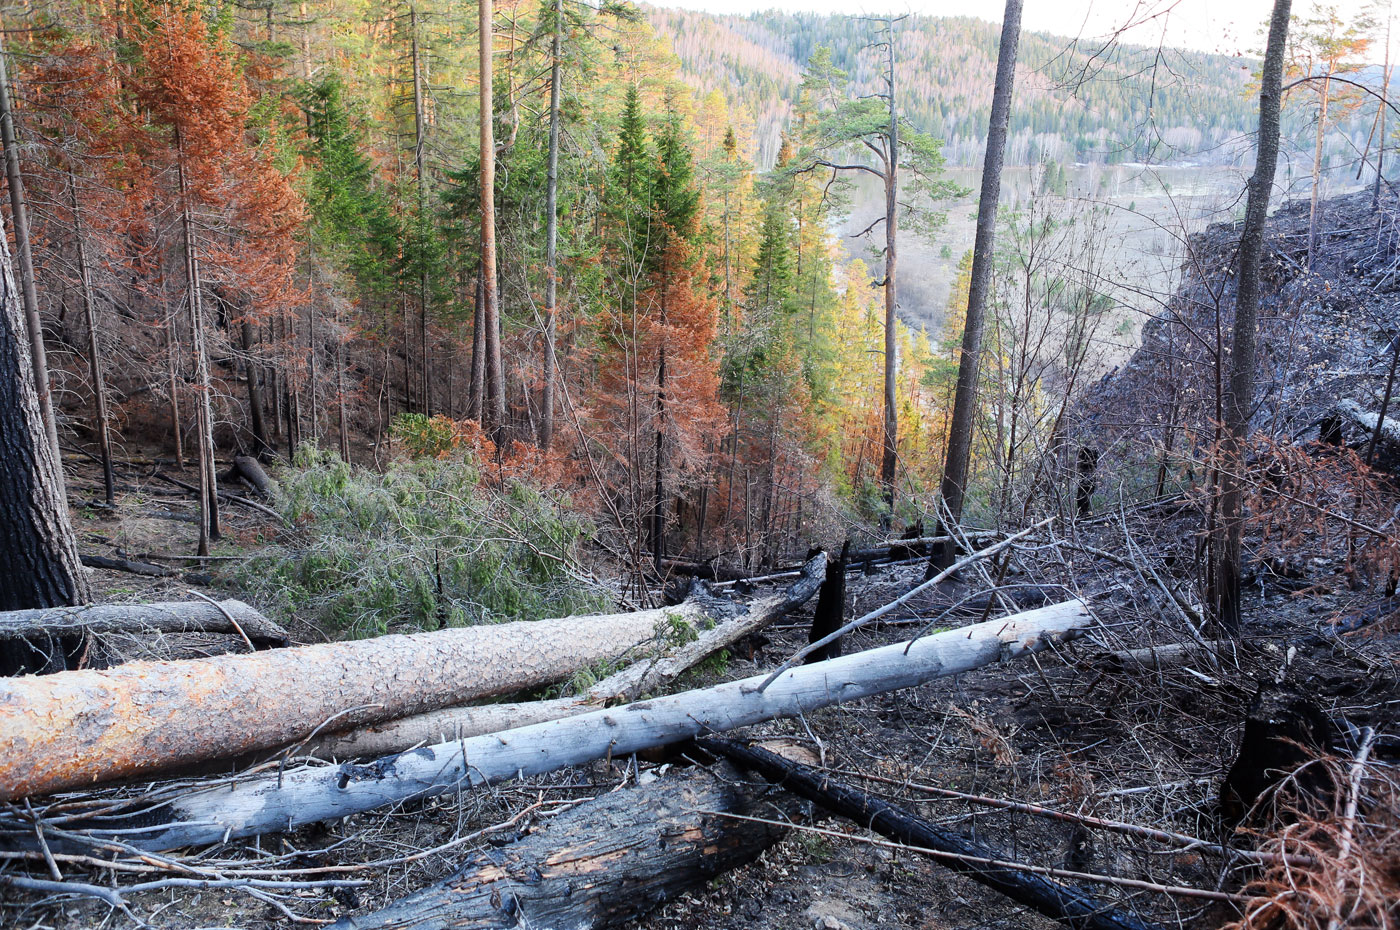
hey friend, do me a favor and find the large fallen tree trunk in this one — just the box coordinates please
[34,599,1091,852]
[702,739,1163,930]
[0,600,289,648]
[274,553,825,761]
[0,572,817,800]
[329,760,798,929]
[1335,399,1400,447]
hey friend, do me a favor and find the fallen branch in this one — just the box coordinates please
[326,760,799,929]
[830,768,1311,868]
[0,600,289,648]
[759,517,1055,690]
[701,739,1166,930]
[79,554,173,578]
[29,599,1092,851]
[153,471,284,523]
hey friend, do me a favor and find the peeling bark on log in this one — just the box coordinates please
[31,599,1092,851]
[329,761,798,929]
[0,600,288,647]
[294,554,825,760]
[702,739,1162,930]
[0,591,766,801]
[1336,399,1400,447]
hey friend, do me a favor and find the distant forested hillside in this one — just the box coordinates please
[647,9,1263,167]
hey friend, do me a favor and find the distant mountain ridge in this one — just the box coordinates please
[645,8,1263,169]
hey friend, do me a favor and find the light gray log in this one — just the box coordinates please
[1336,399,1400,447]
[329,760,798,929]
[49,599,1091,852]
[0,600,288,647]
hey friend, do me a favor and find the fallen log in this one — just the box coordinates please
[701,739,1164,930]
[152,471,284,523]
[229,454,272,497]
[79,554,173,578]
[0,585,784,801]
[329,759,799,929]
[289,553,825,760]
[1335,399,1400,447]
[847,530,999,564]
[0,600,289,648]
[37,599,1091,851]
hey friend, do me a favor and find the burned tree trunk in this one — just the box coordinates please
[703,739,1162,930]
[330,761,796,929]
[806,540,848,663]
[0,193,91,676]
[239,320,272,461]
[1220,685,1337,826]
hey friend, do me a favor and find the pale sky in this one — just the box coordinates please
[655,0,1394,60]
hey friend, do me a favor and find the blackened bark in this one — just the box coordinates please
[806,540,848,662]
[239,320,271,460]
[704,739,1162,930]
[0,204,91,673]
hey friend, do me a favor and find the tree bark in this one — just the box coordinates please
[239,319,271,461]
[1308,72,1330,270]
[704,739,1162,930]
[937,0,1022,564]
[0,48,59,462]
[0,599,288,647]
[1214,0,1291,632]
[35,600,1091,850]
[539,0,562,449]
[0,589,780,801]
[230,454,273,497]
[69,171,115,504]
[244,555,822,761]
[0,194,91,672]
[173,127,221,555]
[879,19,900,520]
[329,761,796,930]
[468,259,485,422]
[410,4,432,416]
[806,540,848,662]
[479,0,507,438]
